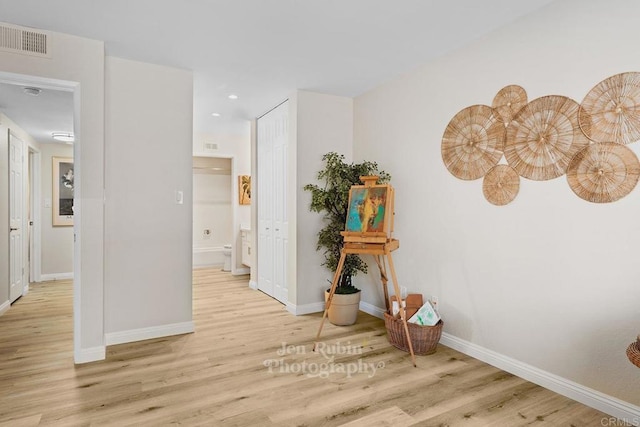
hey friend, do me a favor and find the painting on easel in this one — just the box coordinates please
[343,176,394,244]
[346,186,388,233]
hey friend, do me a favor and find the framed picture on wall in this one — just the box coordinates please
[239,175,251,205]
[52,157,74,226]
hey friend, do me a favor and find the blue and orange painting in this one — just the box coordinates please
[346,187,388,233]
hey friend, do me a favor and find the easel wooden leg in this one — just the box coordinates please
[374,255,390,314]
[313,250,347,351]
[385,250,416,367]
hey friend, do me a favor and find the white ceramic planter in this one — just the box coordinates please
[325,290,361,326]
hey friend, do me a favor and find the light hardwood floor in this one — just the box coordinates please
[0,269,612,426]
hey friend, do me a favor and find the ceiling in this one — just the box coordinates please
[0,0,557,143]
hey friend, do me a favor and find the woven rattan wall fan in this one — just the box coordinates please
[492,85,528,126]
[441,105,505,180]
[505,95,589,181]
[579,72,640,145]
[483,164,520,206]
[566,141,640,203]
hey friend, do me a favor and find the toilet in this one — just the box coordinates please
[222,244,232,272]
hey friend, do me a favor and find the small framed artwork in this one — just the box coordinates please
[238,175,251,205]
[52,157,74,226]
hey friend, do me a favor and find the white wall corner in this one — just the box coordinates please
[359,301,386,319]
[74,346,106,364]
[439,333,640,424]
[0,300,10,316]
[105,321,195,346]
[249,280,258,290]
[286,301,325,316]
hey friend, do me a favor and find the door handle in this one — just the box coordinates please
[10,227,18,231]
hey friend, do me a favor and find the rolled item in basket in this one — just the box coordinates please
[408,300,441,326]
[390,295,405,317]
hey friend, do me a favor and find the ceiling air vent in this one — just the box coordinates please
[0,22,50,58]
[204,142,218,151]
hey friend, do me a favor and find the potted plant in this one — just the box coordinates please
[304,152,390,325]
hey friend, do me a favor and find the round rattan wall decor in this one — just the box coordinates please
[492,85,528,126]
[566,141,640,203]
[482,164,520,206]
[505,95,589,181]
[578,72,640,145]
[441,105,505,180]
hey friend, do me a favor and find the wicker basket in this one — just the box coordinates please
[627,340,640,369]
[384,313,443,355]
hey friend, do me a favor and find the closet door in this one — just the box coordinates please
[272,105,288,304]
[257,101,288,304]
[257,116,274,297]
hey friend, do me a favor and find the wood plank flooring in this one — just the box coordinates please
[0,269,612,426]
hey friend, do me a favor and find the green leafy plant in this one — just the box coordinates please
[304,152,391,294]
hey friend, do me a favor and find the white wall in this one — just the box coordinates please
[292,91,354,308]
[104,56,193,338]
[39,143,74,278]
[0,27,105,361]
[353,0,640,410]
[194,129,251,272]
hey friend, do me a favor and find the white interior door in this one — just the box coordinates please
[257,116,274,297]
[257,101,288,304]
[9,133,25,303]
[272,108,288,304]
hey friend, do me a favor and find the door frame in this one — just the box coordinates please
[0,72,80,357]
[192,153,245,275]
[28,147,42,285]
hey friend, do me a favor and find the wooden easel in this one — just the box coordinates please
[313,177,416,366]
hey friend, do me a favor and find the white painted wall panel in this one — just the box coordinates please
[104,56,193,335]
[354,0,640,407]
[0,29,105,359]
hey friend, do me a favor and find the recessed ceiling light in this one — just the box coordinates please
[228,94,238,100]
[23,87,42,96]
[52,132,74,143]
[211,112,221,117]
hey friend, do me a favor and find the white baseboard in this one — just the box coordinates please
[233,267,250,275]
[74,346,106,364]
[249,280,258,290]
[40,272,73,281]
[105,321,195,346]
[286,301,324,316]
[359,301,385,319]
[440,333,640,424]
[285,301,386,318]
[0,300,10,316]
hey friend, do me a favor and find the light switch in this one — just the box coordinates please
[175,190,184,205]
[44,198,51,208]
